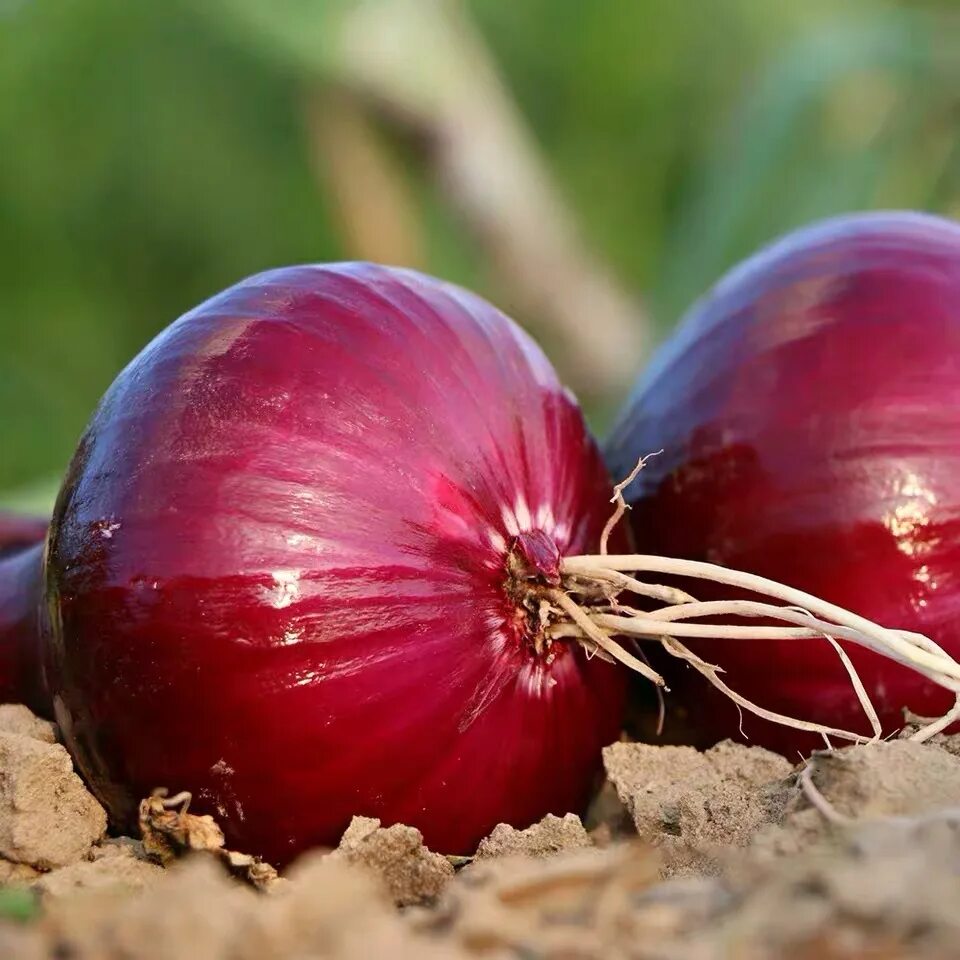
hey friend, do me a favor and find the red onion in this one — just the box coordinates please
[0,264,626,864]
[3,256,956,863]
[0,513,47,559]
[605,212,960,756]
[0,514,47,712]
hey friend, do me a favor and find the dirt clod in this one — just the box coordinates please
[475,812,592,860]
[2,700,960,958]
[0,732,106,869]
[34,856,164,900]
[0,859,40,885]
[420,843,663,956]
[17,852,464,960]
[711,809,960,959]
[332,816,455,906]
[0,705,57,744]
[89,837,150,862]
[278,854,463,959]
[604,738,791,875]
[794,740,960,820]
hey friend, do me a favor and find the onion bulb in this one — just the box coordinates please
[606,212,960,756]
[2,255,957,865]
[1,264,626,864]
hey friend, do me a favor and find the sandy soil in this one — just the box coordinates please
[1,705,959,959]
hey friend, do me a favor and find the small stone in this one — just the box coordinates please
[332,816,454,906]
[0,705,57,744]
[475,814,592,860]
[0,732,106,869]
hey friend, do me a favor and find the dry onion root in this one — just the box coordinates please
[546,458,960,747]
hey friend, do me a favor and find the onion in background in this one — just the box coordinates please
[606,212,960,756]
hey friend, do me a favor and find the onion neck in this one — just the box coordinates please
[0,544,48,715]
[504,531,565,657]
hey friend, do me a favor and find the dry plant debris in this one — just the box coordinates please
[792,740,960,821]
[139,791,281,892]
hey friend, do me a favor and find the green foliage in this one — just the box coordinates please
[469,1,960,319]
[195,0,345,73]
[0,0,341,496]
[2,0,960,506]
[656,10,957,318]
[0,887,39,923]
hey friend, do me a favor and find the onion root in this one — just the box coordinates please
[544,457,960,746]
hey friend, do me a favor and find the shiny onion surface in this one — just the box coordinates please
[607,212,960,756]
[0,264,625,864]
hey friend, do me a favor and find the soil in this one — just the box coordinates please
[1,705,960,958]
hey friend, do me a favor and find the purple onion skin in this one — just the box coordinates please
[0,514,47,560]
[0,264,624,865]
[0,516,47,712]
[606,212,960,756]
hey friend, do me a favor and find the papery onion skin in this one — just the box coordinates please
[0,264,624,865]
[606,211,960,757]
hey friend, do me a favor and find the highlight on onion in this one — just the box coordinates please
[0,258,957,867]
[605,211,960,756]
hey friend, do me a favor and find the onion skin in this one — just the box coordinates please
[0,515,47,711]
[0,513,47,559]
[606,212,960,756]
[0,264,624,864]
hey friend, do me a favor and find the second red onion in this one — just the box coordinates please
[606,211,960,755]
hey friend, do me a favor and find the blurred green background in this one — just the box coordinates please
[2,0,959,511]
